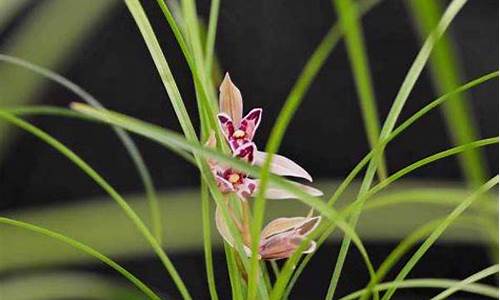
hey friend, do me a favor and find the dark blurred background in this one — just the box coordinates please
[0,0,498,299]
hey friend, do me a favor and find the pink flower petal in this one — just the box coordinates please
[217,113,235,142]
[233,142,256,164]
[254,151,313,182]
[260,216,321,239]
[258,216,321,260]
[302,240,317,254]
[253,180,323,200]
[215,174,235,193]
[258,231,299,260]
[219,73,243,125]
[236,177,257,200]
[239,108,262,141]
[215,205,253,256]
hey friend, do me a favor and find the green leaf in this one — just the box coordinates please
[124,0,198,143]
[333,0,387,180]
[0,217,161,300]
[0,0,117,158]
[201,180,220,300]
[431,265,499,300]
[338,278,498,300]
[407,0,487,188]
[0,111,191,300]
[381,175,499,300]
[0,54,163,244]
[326,0,468,297]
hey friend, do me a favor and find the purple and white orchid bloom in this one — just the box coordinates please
[218,108,262,151]
[218,73,316,184]
[205,132,258,200]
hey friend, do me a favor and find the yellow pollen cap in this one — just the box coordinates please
[232,130,246,139]
[228,173,240,183]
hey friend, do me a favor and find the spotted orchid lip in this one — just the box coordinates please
[217,108,262,151]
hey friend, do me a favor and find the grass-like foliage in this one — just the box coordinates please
[0,0,498,299]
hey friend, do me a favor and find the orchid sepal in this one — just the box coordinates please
[254,150,313,182]
[252,180,323,200]
[259,216,321,260]
[219,73,243,125]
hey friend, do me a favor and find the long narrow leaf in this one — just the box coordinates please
[408,0,487,188]
[338,278,498,300]
[0,217,161,300]
[204,0,221,76]
[0,0,116,158]
[326,1,468,297]
[0,111,192,300]
[333,0,387,181]
[201,180,220,300]
[431,265,499,300]
[381,175,499,300]
[0,54,163,243]
[283,70,496,299]
[124,0,197,142]
[247,0,383,294]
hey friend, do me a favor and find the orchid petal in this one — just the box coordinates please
[258,216,321,260]
[258,231,298,260]
[253,180,323,199]
[215,205,252,256]
[236,177,257,200]
[215,174,235,193]
[261,216,321,239]
[219,73,243,125]
[215,204,234,246]
[239,108,262,140]
[296,216,321,235]
[258,232,314,260]
[302,240,317,254]
[217,113,235,142]
[254,151,312,182]
[233,142,256,164]
[204,131,218,169]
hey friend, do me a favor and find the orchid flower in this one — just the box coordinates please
[215,205,321,260]
[218,73,316,183]
[258,215,321,260]
[205,133,258,200]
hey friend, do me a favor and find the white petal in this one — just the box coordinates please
[240,108,262,140]
[254,151,313,182]
[215,205,253,257]
[302,240,317,254]
[215,205,234,246]
[261,216,320,239]
[254,180,323,199]
[233,142,257,164]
